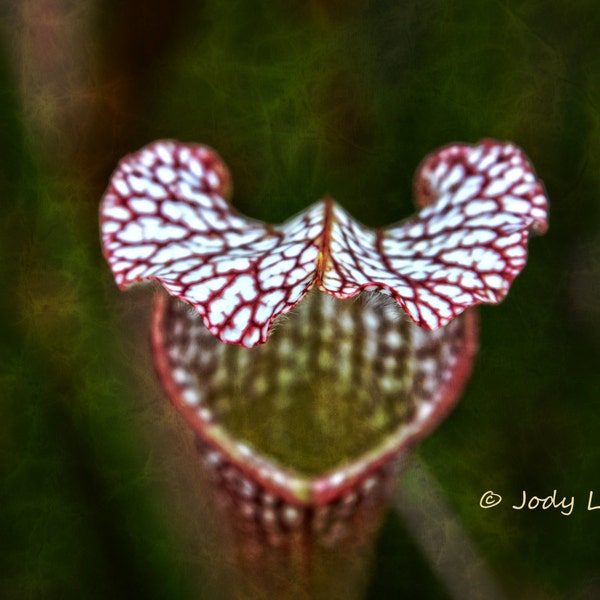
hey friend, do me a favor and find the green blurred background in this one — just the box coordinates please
[1,1,599,598]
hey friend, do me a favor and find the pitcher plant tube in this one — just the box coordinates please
[100,139,548,598]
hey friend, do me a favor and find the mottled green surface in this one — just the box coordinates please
[209,292,412,475]
[165,290,416,475]
[2,1,599,598]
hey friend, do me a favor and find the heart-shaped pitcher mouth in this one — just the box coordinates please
[150,288,477,599]
[151,288,478,506]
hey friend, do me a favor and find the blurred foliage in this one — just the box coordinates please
[1,0,599,598]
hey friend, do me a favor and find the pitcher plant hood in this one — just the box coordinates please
[100,139,548,348]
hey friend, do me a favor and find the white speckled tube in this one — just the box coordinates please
[151,290,478,599]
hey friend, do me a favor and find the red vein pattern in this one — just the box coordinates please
[100,139,548,347]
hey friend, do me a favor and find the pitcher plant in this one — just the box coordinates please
[100,139,548,598]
